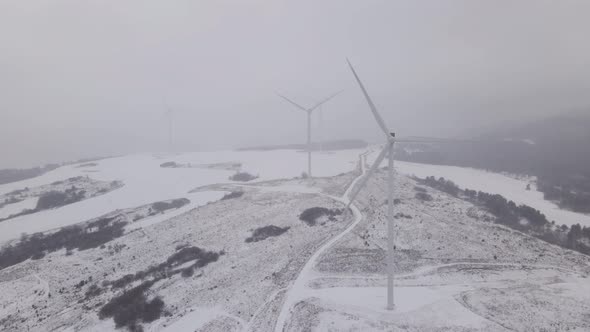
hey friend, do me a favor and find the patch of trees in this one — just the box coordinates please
[0,217,127,270]
[0,164,59,185]
[221,191,244,200]
[36,189,85,210]
[107,246,223,290]
[0,188,89,222]
[421,176,460,197]
[229,172,258,182]
[99,280,164,331]
[246,225,290,243]
[418,176,590,256]
[414,185,437,201]
[299,207,343,226]
[98,246,223,330]
[537,175,590,213]
[415,192,433,201]
[395,116,590,214]
[151,198,190,213]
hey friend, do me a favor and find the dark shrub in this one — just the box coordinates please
[229,172,258,182]
[0,218,127,270]
[299,207,343,226]
[246,225,290,243]
[111,274,136,289]
[108,246,222,289]
[414,186,427,192]
[100,281,164,329]
[142,297,164,322]
[36,191,69,210]
[85,284,103,299]
[415,192,433,201]
[221,191,244,200]
[180,267,194,278]
[31,251,45,260]
[151,198,190,212]
[160,162,178,168]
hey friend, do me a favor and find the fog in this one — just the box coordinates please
[2,0,590,168]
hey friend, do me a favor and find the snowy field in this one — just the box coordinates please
[365,146,590,227]
[0,149,363,244]
[2,147,590,331]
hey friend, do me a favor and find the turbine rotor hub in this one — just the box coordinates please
[388,132,396,144]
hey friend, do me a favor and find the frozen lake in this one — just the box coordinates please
[0,149,364,244]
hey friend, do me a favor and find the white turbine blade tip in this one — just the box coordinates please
[346,59,391,137]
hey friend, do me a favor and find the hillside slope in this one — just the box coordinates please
[1,165,589,331]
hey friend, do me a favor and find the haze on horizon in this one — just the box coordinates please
[2,0,590,168]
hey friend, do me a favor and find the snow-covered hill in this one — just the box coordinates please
[1,148,589,331]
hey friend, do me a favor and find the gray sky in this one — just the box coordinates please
[2,0,590,168]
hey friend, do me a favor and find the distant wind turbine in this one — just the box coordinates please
[163,108,175,152]
[276,90,343,177]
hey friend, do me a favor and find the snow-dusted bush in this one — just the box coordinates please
[299,207,343,226]
[415,192,433,201]
[229,172,258,182]
[36,191,69,209]
[0,218,127,270]
[99,280,164,330]
[246,225,290,243]
[151,198,190,212]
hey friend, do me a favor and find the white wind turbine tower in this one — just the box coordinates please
[344,59,399,310]
[276,90,342,177]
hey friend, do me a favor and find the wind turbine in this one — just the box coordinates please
[345,59,484,310]
[163,108,174,152]
[344,58,398,310]
[276,90,342,177]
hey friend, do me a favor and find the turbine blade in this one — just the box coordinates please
[308,90,344,112]
[276,92,308,112]
[396,136,481,143]
[347,145,389,207]
[346,59,390,137]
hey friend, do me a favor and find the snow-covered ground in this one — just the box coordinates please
[0,149,363,244]
[0,198,36,219]
[365,146,590,227]
[2,147,590,332]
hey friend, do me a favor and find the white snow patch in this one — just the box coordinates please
[0,197,37,219]
[312,286,487,327]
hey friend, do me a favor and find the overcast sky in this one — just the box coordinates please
[2,1,590,168]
